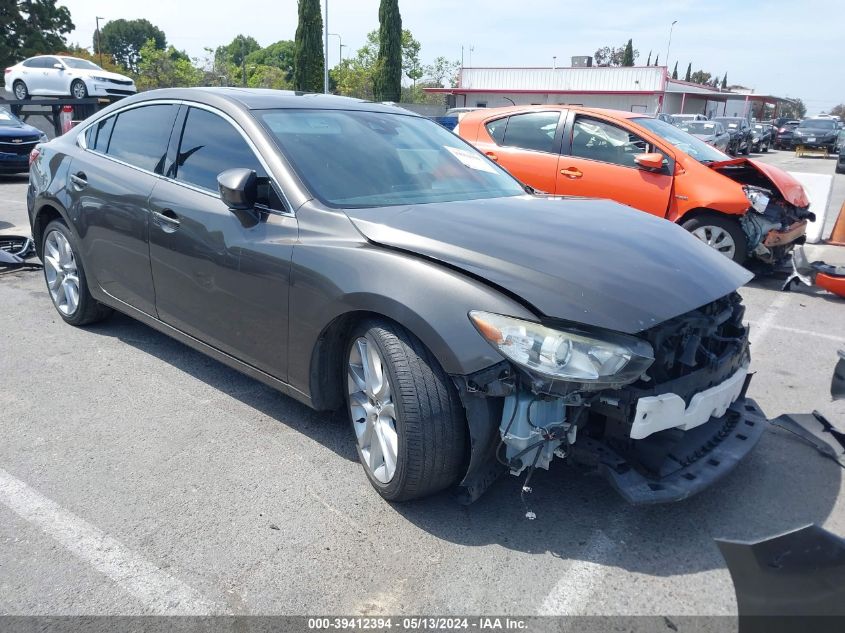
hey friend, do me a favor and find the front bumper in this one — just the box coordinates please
[0,155,29,174]
[588,396,767,504]
[793,138,836,150]
[88,82,137,97]
[763,220,808,248]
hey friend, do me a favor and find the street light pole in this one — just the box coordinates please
[665,20,677,70]
[329,33,342,66]
[323,0,329,93]
[95,16,105,67]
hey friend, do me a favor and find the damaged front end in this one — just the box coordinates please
[455,292,767,506]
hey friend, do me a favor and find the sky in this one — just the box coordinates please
[57,0,844,114]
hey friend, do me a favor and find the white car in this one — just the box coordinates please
[4,56,136,101]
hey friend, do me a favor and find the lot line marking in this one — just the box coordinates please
[0,468,225,615]
[748,292,792,349]
[746,321,845,343]
[538,529,616,616]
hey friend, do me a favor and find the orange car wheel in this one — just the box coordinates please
[682,213,748,265]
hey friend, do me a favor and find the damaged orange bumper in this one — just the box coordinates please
[763,220,808,247]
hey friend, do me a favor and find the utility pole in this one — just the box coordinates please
[329,33,342,66]
[241,39,247,86]
[323,0,329,93]
[665,20,677,70]
[95,16,105,67]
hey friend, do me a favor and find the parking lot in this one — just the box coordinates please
[1,148,844,618]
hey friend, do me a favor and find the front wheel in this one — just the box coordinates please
[742,142,751,155]
[71,79,88,99]
[682,213,748,265]
[345,319,467,501]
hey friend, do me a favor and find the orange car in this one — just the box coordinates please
[456,106,813,265]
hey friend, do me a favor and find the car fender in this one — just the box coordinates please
[667,161,749,223]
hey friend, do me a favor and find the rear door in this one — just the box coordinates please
[472,111,564,194]
[556,112,674,217]
[69,103,179,314]
[148,105,296,379]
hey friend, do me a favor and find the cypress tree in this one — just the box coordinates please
[293,0,324,92]
[653,54,659,66]
[671,61,678,79]
[621,39,634,66]
[646,50,651,66]
[684,62,691,81]
[373,0,402,101]
[721,73,728,89]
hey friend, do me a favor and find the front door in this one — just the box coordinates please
[556,113,674,218]
[148,106,297,380]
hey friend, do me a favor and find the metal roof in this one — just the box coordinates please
[442,66,667,94]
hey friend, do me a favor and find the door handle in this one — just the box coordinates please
[153,209,181,232]
[69,172,87,189]
[559,167,583,179]
[484,151,499,162]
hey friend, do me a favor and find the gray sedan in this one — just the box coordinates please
[27,88,764,505]
[679,120,731,152]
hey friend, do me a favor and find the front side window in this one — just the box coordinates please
[257,109,525,208]
[569,116,651,168]
[634,116,729,164]
[501,112,560,153]
[42,57,60,69]
[106,104,178,173]
[173,107,263,191]
[61,58,101,70]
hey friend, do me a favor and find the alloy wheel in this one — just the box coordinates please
[691,225,737,259]
[43,230,80,316]
[14,83,27,100]
[72,81,87,99]
[348,336,399,484]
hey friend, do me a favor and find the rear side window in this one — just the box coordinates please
[501,112,560,153]
[172,107,263,192]
[22,58,40,68]
[106,105,177,173]
[485,117,507,144]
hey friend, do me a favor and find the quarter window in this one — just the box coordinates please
[84,116,115,153]
[485,117,507,144]
[22,58,39,68]
[501,112,560,153]
[106,104,177,173]
[569,116,653,168]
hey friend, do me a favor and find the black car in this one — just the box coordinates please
[27,88,766,505]
[773,120,800,149]
[713,117,751,155]
[837,134,845,174]
[792,118,840,152]
[750,123,772,153]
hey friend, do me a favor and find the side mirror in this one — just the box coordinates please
[217,168,257,210]
[634,153,665,171]
[53,63,64,70]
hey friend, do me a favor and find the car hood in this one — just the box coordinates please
[707,158,810,207]
[76,69,133,82]
[0,122,42,138]
[344,196,752,334]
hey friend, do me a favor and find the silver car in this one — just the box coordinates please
[3,55,136,101]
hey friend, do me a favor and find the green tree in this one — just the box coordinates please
[373,0,402,102]
[135,39,201,90]
[684,62,691,81]
[829,104,845,120]
[216,34,260,67]
[671,61,678,79]
[645,50,651,66]
[401,30,422,88]
[621,39,634,66]
[423,56,460,87]
[293,0,324,92]
[1,0,74,76]
[721,73,727,89]
[98,18,166,73]
[690,70,711,85]
[781,98,806,119]
[653,54,659,66]
[594,43,637,67]
[246,40,295,82]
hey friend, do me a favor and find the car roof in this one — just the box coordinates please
[125,87,412,114]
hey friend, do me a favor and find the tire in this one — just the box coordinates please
[71,79,88,99]
[41,219,112,326]
[742,141,751,155]
[345,319,467,501]
[762,143,769,153]
[682,212,748,265]
[13,80,28,100]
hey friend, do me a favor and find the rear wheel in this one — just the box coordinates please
[71,79,88,99]
[345,319,467,501]
[42,219,112,326]
[682,213,748,265]
[13,80,28,100]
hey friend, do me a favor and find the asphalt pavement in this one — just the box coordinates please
[0,148,844,620]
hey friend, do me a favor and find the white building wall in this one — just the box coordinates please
[458,92,661,113]
[459,67,666,92]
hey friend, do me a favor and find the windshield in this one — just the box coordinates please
[0,109,23,127]
[680,121,719,134]
[61,57,101,70]
[634,117,730,163]
[798,119,836,130]
[257,109,526,208]
[715,118,743,129]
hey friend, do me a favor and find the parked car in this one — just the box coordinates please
[750,123,772,153]
[4,55,136,100]
[678,120,730,152]
[456,106,812,265]
[836,129,845,154]
[773,120,800,149]
[671,113,708,125]
[656,113,675,124]
[0,108,47,174]
[713,117,752,155]
[792,118,840,153]
[28,88,769,505]
[838,140,845,174]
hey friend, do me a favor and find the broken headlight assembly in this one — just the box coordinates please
[469,311,654,387]
[743,186,770,213]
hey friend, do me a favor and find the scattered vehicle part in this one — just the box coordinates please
[770,411,844,468]
[717,524,845,623]
[0,235,39,271]
[30,88,772,505]
[783,246,845,299]
[833,350,845,401]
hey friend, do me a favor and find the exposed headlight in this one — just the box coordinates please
[469,311,654,386]
[744,187,770,213]
[92,76,110,82]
